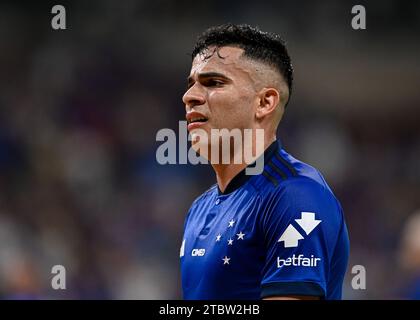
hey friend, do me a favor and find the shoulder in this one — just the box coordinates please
[260,175,344,233]
[251,146,336,198]
[263,146,343,220]
[275,176,339,206]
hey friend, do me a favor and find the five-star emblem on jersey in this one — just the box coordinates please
[236,231,245,240]
[212,220,247,264]
[278,212,322,248]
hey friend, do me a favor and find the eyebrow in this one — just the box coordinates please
[187,72,231,88]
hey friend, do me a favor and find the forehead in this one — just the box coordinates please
[190,46,250,77]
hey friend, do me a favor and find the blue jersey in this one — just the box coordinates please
[180,141,349,300]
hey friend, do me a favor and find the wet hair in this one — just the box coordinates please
[191,23,293,106]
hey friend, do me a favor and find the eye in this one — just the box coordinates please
[206,79,224,87]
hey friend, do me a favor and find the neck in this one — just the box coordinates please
[211,135,276,193]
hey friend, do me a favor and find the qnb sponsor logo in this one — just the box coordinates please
[277,254,321,268]
[191,248,206,257]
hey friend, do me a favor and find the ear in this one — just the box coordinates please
[255,88,280,120]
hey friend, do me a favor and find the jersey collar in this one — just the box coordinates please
[218,140,281,195]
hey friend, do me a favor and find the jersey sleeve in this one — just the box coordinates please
[259,177,348,299]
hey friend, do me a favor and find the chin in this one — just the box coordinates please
[190,130,210,157]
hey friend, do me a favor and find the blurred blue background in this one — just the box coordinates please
[0,0,419,299]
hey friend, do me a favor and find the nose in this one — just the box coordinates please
[182,84,206,111]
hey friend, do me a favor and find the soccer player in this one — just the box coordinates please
[180,24,349,300]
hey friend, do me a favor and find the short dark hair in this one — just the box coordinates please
[191,23,293,106]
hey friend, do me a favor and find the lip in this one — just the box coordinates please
[187,121,208,131]
[186,111,208,131]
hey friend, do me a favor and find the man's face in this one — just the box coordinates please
[183,46,259,146]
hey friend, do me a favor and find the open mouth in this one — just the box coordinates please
[188,117,208,124]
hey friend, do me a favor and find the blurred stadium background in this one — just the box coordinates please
[0,0,419,299]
